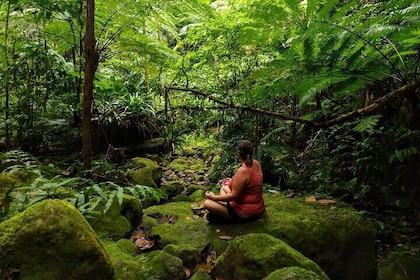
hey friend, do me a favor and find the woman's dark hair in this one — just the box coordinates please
[238,140,253,167]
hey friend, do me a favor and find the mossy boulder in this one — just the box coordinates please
[103,239,186,280]
[141,193,377,280]
[0,172,19,205]
[263,266,326,280]
[141,250,186,280]
[378,250,420,280]
[0,199,113,280]
[125,157,162,188]
[163,244,202,270]
[89,194,143,239]
[213,233,328,280]
[102,239,149,280]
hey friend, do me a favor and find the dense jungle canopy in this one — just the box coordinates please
[0,0,420,270]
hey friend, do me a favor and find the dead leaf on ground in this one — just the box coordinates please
[183,267,191,278]
[156,214,178,224]
[219,235,232,241]
[318,199,336,205]
[305,196,317,202]
[135,239,155,250]
[305,196,336,205]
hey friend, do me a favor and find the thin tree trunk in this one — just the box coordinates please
[82,0,98,170]
[4,2,11,146]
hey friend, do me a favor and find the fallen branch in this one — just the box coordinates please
[165,86,316,126]
[165,80,420,128]
[315,80,420,127]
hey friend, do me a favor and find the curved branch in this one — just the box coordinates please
[315,80,420,127]
[165,80,420,128]
[165,86,316,126]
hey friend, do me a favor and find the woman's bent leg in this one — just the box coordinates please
[204,199,231,220]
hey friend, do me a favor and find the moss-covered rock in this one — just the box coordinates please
[141,193,377,280]
[125,157,162,188]
[140,250,185,280]
[190,268,213,280]
[161,180,184,199]
[378,250,420,280]
[214,233,328,280]
[263,266,325,280]
[163,244,202,269]
[0,199,113,280]
[89,194,142,239]
[121,194,143,228]
[0,172,19,206]
[103,238,188,280]
[102,239,148,280]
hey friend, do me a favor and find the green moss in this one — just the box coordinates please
[214,233,329,280]
[190,268,213,280]
[125,157,162,188]
[142,201,228,253]
[263,266,325,280]
[121,194,143,227]
[163,244,201,269]
[189,189,206,201]
[115,238,137,254]
[89,195,133,239]
[140,250,185,280]
[0,199,113,280]
[161,180,183,198]
[102,239,148,280]
[141,193,377,280]
[378,251,420,280]
[0,172,19,189]
[168,157,207,174]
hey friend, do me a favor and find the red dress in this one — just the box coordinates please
[228,165,265,220]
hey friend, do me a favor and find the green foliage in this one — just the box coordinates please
[354,115,382,133]
[1,150,41,179]
[72,182,167,219]
[0,150,167,220]
[2,175,167,221]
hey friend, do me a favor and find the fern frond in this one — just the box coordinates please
[353,115,382,133]
[316,0,340,20]
[389,147,417,163]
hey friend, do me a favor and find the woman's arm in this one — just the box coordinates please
[206,167,249,202]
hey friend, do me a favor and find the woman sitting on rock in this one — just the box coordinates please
[204,140,265,223]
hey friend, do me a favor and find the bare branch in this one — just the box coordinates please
[166,80,420,128]
[315,80,420,127]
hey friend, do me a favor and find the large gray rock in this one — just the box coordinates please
[0,199,114,280]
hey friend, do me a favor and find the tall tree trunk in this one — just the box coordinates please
[4,2,11,146]
[82,0,98,170]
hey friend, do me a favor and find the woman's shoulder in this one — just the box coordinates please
[251,160,262,173]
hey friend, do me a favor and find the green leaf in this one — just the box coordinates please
[353,115,382,133]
